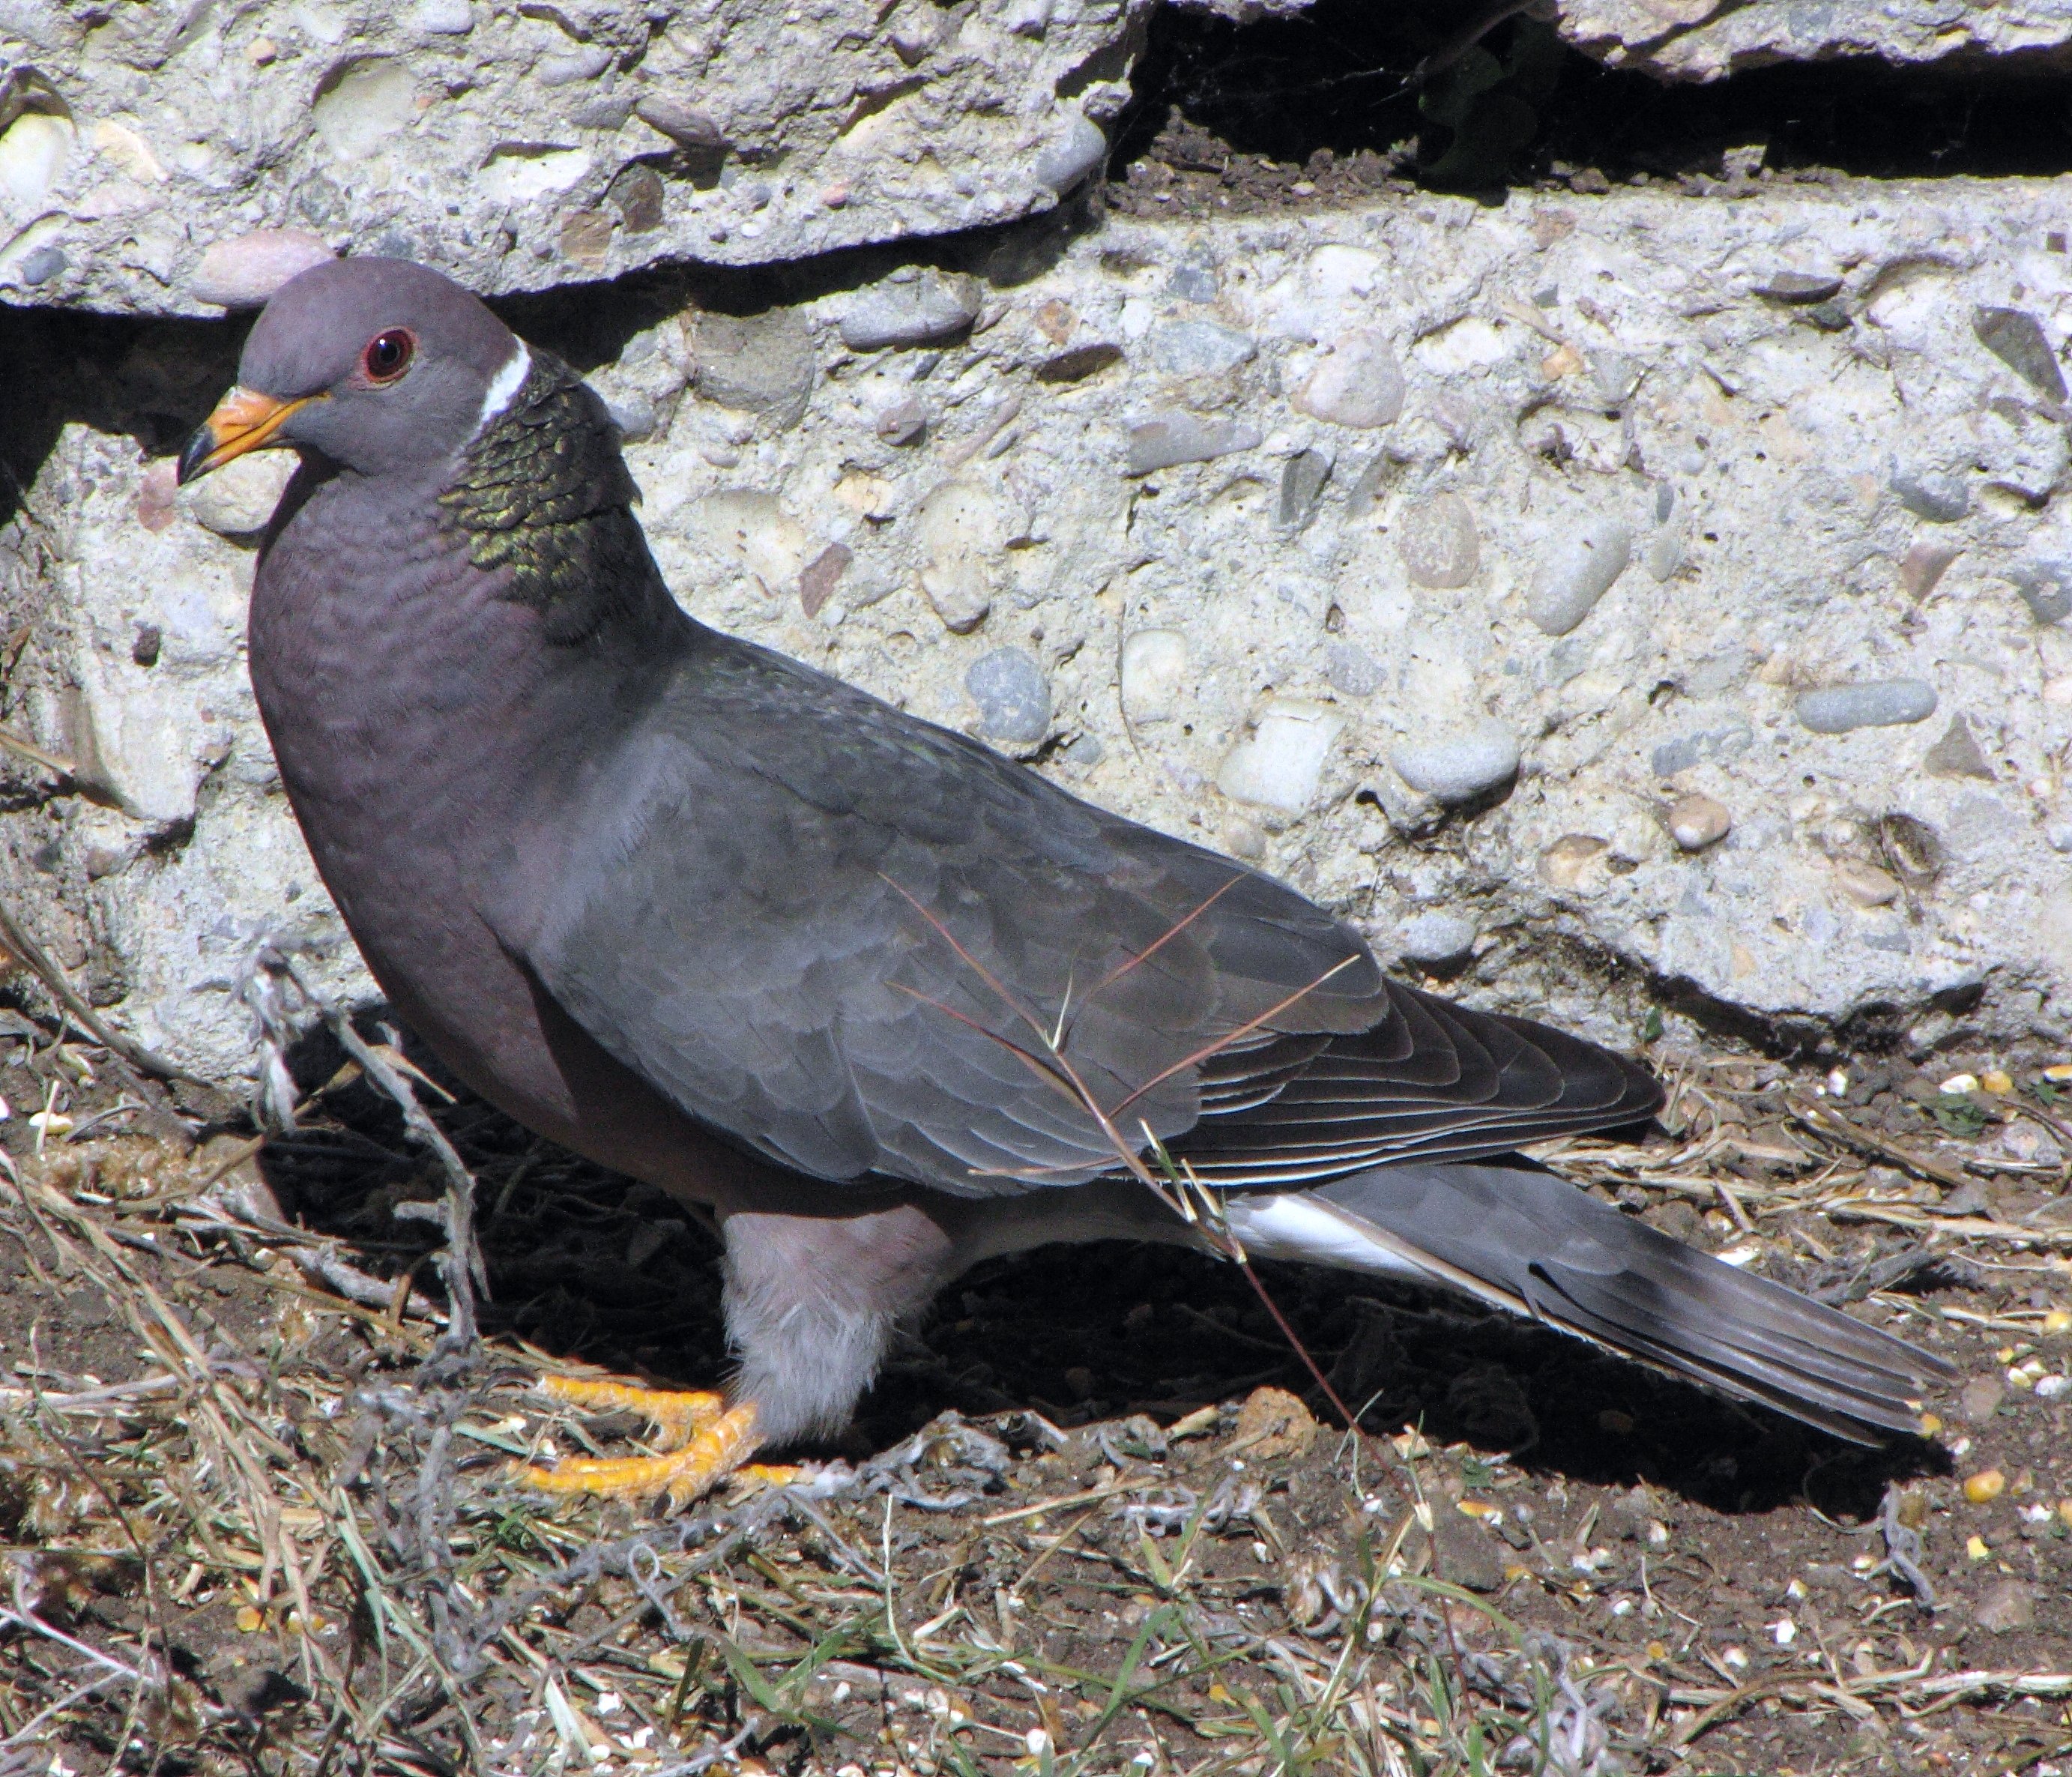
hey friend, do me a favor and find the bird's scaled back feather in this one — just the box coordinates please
[514,627,1660,1197]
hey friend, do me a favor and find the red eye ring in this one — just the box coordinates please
[363,328,416,382]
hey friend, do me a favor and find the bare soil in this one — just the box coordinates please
[3,1022,2071,1776]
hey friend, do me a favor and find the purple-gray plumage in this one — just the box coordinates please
[178,259,1952,1498]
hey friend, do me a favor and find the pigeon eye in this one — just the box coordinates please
[363,328,415,382]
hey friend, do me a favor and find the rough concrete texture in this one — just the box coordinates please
[7,177,2072,1084]
[0,0,1143,315]
[1558,0,2072,80]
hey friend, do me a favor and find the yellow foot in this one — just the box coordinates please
[520,1378,762,1508]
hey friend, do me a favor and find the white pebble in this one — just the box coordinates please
[1218,699,1346,816]
[1291,329,1404,429]
[1120,629,1188,725]
[1939,1072,1980,1095]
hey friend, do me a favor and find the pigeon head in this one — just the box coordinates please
[179,257,527,485]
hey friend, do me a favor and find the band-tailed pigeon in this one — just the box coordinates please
[180,259,1951,1501]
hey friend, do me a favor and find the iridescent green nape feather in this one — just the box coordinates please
[438,349,656,644]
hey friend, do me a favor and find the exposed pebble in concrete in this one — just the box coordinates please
[799,543,850,618]
[1290,331,1405,429]
[2013,561,2072,626]
[839,272,981,352]
[916,480,1004,633]
[1277,450,1332,532]
[1125,414,1261,476]
[1389,722,1519,804]
[875,397,928,447]
[1834,862,1903,908]
[1891,464,1969,524]
[1325,641,1383,698]
[966,647,1051,746]
[1035,343,1124,384]
[1973,307,2067,402]
[182,453,295,537]
[312,59,418,162]
[1150,320,1255,378]
[1397,911,1476,968]
[1667,793,1730,851]
[1753,271,1843,304]
[693,312,815,425]
[1538,834,1610,890]
[1900,540,1960,603]
[1035,113,1107,192]
[1218,699,1345,816]
[1120,630,1188,725]
[1795,679,1939,734]
[189,229,333,308]
[1525,518,1632,636]
[1394,492,1479,589]
[1923,715,1995,781]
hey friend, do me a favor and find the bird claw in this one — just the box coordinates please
[520,1377,761,1507]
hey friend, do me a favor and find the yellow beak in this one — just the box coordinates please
[177,386,323,484]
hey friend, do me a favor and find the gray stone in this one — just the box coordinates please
[1891,465,1969,524]
[1390,723,1520,804]
[1034,112,1108,193]
[1394,492,1480,589]
[875,397,929,447]
[1149,320,1257,378]
[1974,307,2068,402]
[1752,271,1843,304]
[1125,414,1262,476]
[2012,561,2072,626]
[19,243,64,286]
[1168,261,1218,304]
[1325,640,1383,698]
[693,311,815,424]
[838,272,982,352]
[1795,680,1939,734]
[1277,450,1332,533]
[966,648,1051,746]
[1524,518,1632,636]
[1397,911,1476,967]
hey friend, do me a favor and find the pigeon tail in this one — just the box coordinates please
[1222,1160,1956,1443]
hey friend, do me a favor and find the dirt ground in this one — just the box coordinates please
[2,1014,2071,1776]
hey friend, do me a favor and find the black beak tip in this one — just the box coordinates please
[175,426,214,487]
